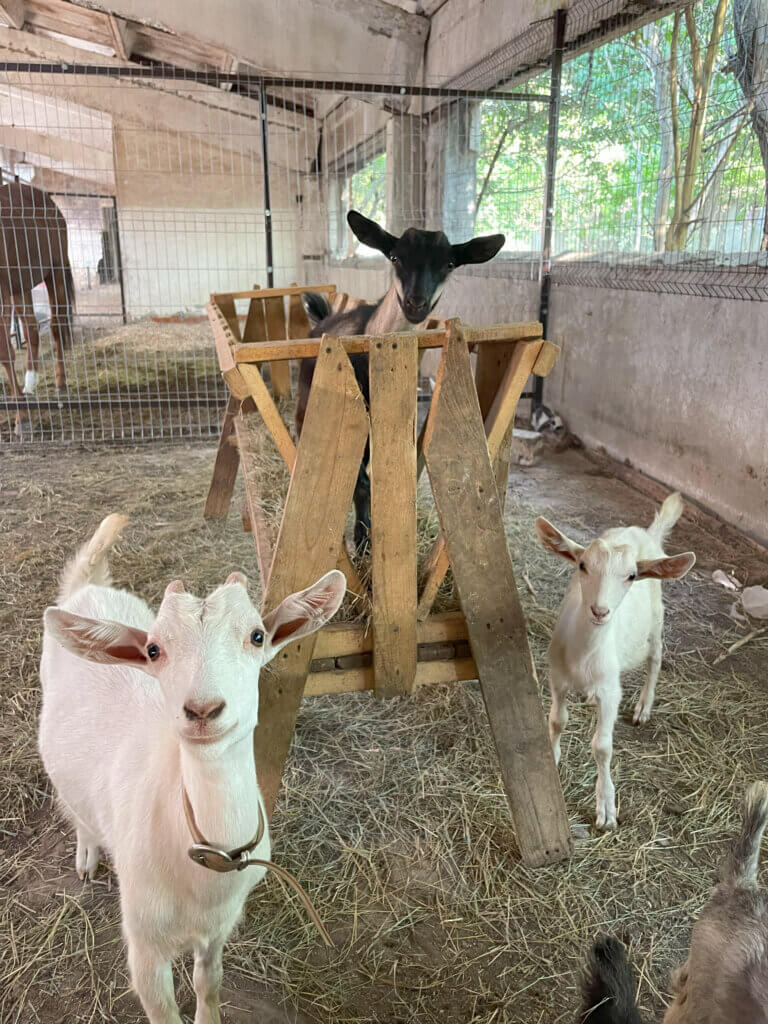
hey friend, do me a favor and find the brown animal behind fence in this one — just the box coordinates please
[0,181,76,427]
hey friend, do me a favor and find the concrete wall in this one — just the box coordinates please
[545,282,768,544]
[311,258,767,544]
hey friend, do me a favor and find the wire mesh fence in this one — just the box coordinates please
[1,0,767,445]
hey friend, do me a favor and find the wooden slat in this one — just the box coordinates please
[532,340,560,377]
[254,336,370,818]
[207,303,250,400]
[233,326,543,364]
[238,363,297,470]
[417,339,545,620]
[216,294,242,342]
[369,334,418,698]
[203,394,240,520]
[264,295,292,398]
[288,291,310,338]
[234,414,275,583]
[243,297,267,345]
[311,610,469,662]
[211,284,336,303]
[423,323,571,867]
[304,656,478,697]
[476,341,519,515]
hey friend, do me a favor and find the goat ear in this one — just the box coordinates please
[262,570,346,659]
[225,572,248,588]
[347,209,397,256]
[636,552,696,580]
[452,233,505,266]
[535,517,584,562]
[44,608,150,668]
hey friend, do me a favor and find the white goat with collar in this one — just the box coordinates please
[38,514,345,1024]
[535,493,695,830]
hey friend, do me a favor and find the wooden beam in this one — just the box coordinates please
[304,656,478,697]
[0,0,24,30]
[263,295,292,399]
[423,323,571,867]
[203,394,240,520]
[254,336,370,818]
[106,14,136,60]
[370,334,418,697]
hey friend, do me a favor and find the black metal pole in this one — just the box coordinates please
[535,7,567,412]
[259,82,275,288]
[111,196,128,325]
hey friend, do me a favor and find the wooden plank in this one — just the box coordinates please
[207,303,250,400]
[311,610,469,662]
[211,284,336,303]
[243,297,267,345]
[417,339,544,620]
[288,291,310,338]
[233,411,276,585]
[254,336,370,818]
[264,295,292,398]
[233,326,543,364]
[476,341,520,514]
[304,657,478,697]
[532,340,560,377]
[237,363,297,470]
[423,324,571,867]
[216,294,242,342]
[369,334,418,698]
[203,394,240,520]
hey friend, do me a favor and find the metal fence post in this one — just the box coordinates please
[259,81,275,288]
[535,7,567,412]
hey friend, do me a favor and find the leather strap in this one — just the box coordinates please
[181,786,332,947]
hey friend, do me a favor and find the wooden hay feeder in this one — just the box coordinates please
[205,283,571,867]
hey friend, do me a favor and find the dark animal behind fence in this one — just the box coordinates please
[297,209,505,551]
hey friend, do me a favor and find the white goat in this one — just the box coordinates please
[38,514,346,1024]
[535,493,695,830]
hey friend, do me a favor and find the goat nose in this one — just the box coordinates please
[183,700,226,721]
[406,297,427,312]
[590,605,609,620]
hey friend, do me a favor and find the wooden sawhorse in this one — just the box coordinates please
[204,284,571,867]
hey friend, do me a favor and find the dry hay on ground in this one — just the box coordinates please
[1,443,767,1024]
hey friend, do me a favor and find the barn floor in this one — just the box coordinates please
[1,442,767,1024]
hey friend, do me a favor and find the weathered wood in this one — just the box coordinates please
[237,363,297,471]
[216,293,242,342]
[233,323,543,364]
[211,284,336,303]
[208,303,250,400]
[233,411,276,585]
[304,656,478,697]
[264,295,292,398]
[310,610,469,662]
[369,334,418,697]
[423,324,571,867]
[203,394,241,520]
[243,296,267,345]
[532,340,560,377]
[288,291,310,339]
[254,336,370,818]
[417,339,545,620]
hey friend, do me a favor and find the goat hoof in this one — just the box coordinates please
[632,701,651,726]
[76,835,100,880]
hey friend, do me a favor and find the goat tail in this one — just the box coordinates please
[301,291,331,329]
[722,781,768,887]
[58,514,129,603]
[648,491,684,545]
[580,935,646,1024]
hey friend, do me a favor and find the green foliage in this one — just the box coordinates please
[475,0,766,256]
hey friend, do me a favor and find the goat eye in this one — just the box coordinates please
[250,629,264,647]
[390,255,400,266]
[579,561,587,572]
[146,643,161,661]
[628,572,637,582]
[446,260,455,270]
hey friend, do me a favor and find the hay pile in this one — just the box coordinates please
[1,442,767,1023]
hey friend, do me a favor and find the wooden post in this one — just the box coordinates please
[203,394,240,520]
[254,335,370,817]
[423,324,571,866]
[369,334,418,697]
[264,295,292,398]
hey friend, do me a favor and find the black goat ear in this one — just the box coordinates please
[452,233,505,266]
[347,210,397,256]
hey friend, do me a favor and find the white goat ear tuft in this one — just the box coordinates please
[636,552,696,581]
[165,580,185,596]
[44,608,150,668]
[535,517,584,563]
[226,572,248,588]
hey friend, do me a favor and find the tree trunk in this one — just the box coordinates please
[640,22,675,251]
[733,0,768,249]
